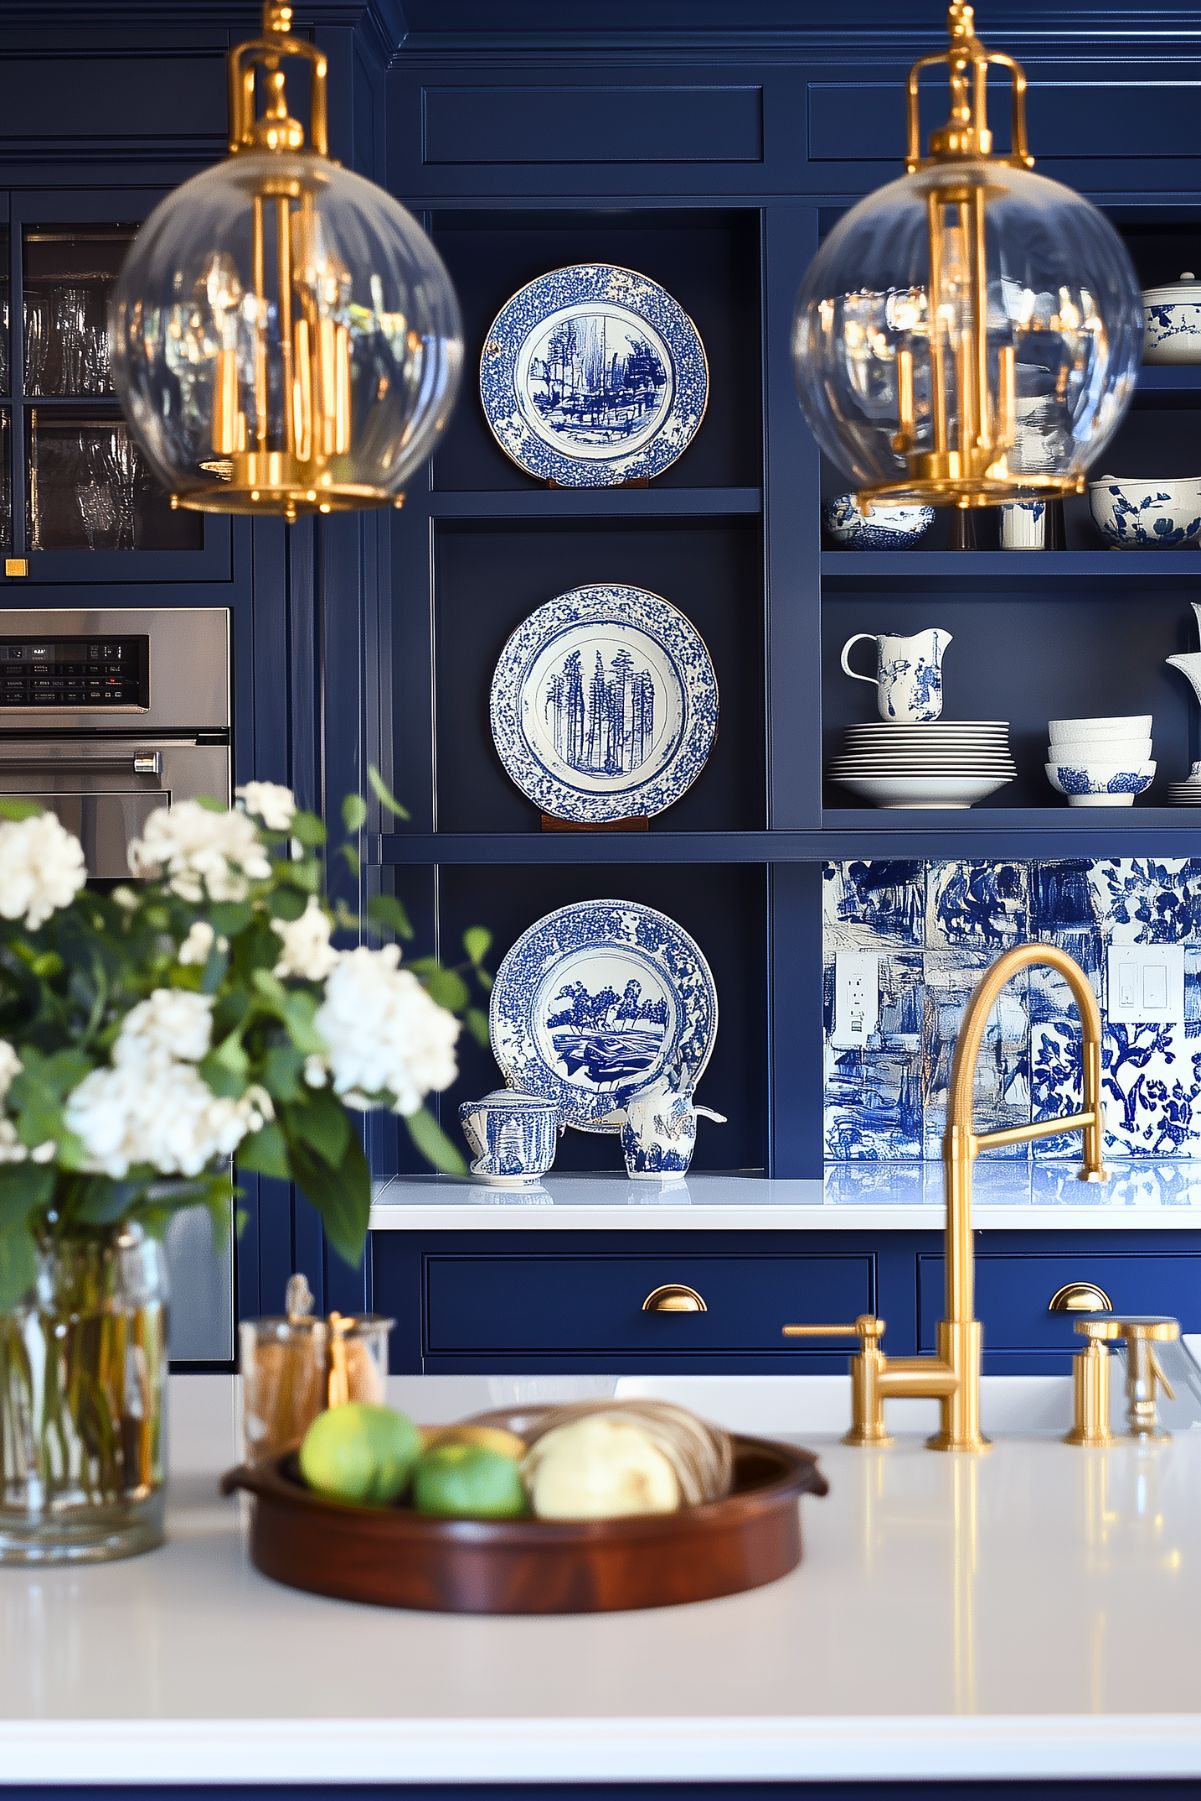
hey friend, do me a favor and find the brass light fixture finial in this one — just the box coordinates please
[907,2,1033,172]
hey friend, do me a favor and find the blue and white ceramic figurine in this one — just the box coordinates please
[489,899,718,1134]
[1088,475,1201,547]
[490,584,718,823]
[458,1089,562,1185]
[479,264,708,486]
[620,1076,726,1179]
[822,493,934,550]
[1143,273,1201,365]
[840,627,952,722]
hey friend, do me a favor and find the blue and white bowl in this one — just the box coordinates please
[822,493,935,550]
[1143,274,1201,365]
[1089,476,1201,548]
[1045,760,1156,807]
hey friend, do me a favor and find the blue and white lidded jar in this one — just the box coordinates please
[458,1089,561,1184]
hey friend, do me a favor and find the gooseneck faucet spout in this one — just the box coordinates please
[784,943,1109,1450]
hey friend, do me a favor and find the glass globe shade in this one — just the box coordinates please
[793,161,1143,505]
[109,151,463,518]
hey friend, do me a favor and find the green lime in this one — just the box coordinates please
[298,1402,422,1507]
[411,1442,528,1520]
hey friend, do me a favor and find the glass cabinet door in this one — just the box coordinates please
[2,196,231,584]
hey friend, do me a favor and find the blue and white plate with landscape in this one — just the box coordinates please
[490,584,718,823]
[479,264,708,486]
[490,900,718,1133]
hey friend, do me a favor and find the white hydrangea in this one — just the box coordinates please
[127,800,272,903]
[236,781,297,833]
[114,989,214,1066]
[0,813,87,931]
[0,1039,54,1166]
[312,944,459,1117]
[177,920,227,967]
[65,1061,271,1180]
[274,898,340,982]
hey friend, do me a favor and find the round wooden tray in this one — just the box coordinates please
[221,1408,828,1614]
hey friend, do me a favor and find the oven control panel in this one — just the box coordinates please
[0,636,149,709]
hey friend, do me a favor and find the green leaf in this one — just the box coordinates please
[405,1107,467,1176]
[366,892,413,940]
[195,793,226,813]
[288,1133,371,1269]
[263,1041,306,1103]
[339,842,361,881]
[72,1178,140,1228]
[208,901,253,937]
[269,886,308,923]
[463,925,492,967]
[367,765,411,821]
[210,1030,250,1078]
[236,1120,290,1180]
[342,793,368,833]
[465,1006,491,1050]
[0,798,42,822]
[417,965,469,1013]
[289,809,326,848]
[284,1093,351,1167]
[0,1228,36,1310]
[282,991,326,1056]
[478,968,493,993]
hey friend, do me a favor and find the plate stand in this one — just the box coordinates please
[541,814,649,832]
[546,477,651,489]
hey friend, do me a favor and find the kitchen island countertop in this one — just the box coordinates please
[3,1373,1201,1788]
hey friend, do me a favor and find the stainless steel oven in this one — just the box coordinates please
[0,607,234,1362]
[0,606,230,873]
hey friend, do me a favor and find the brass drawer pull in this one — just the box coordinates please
[1048,1281,1113,1314]
[642,1283,707,1314]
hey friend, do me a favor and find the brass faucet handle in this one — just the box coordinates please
[1066,1322,1116,1446]
[782,1314,885,1346]
[1074,1315,1124,1342]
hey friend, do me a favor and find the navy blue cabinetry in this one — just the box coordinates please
[371,1229,1201,1377]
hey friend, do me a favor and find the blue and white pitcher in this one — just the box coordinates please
[458,1089,561,1185]
[620,1079,726,1180]
[840,627,953,722]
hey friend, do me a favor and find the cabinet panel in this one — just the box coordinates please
[423,84,764,168]
[919,1250,1201,1356]
[424,1251,874,1354]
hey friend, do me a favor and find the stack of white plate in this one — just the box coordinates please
[829,722,1017,809]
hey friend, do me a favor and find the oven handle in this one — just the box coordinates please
[0,748,164,776]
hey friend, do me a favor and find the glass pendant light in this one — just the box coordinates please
[793,3,1143,509]
[109,4,462,521]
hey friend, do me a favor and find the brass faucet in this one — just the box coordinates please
[785,943,1109,1450]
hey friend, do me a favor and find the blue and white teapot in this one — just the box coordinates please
[620,1075,726,1180]
[459,1089,561,1185]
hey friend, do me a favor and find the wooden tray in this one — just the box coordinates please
[221,1409,828,1615]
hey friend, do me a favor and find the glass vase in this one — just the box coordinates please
[0,1223,168,1564]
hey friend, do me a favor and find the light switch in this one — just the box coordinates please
[833,951,880,1048]
[1107,944,1184,1025]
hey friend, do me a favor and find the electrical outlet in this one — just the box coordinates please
[1107,944,1184,1025]
[833,950,880,1048]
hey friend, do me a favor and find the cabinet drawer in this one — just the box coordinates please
[425,1253,873,1356]
[919,1253,1201,1355]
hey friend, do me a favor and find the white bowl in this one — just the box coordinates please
[1045,738,1152,763]
[835,774,1013,810]
[1048,715,1152,741]
[1045,760,1156,806]
[1143,276,1201,365]
[1088,477,1201,548]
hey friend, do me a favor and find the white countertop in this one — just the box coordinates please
[5,1372,1201,1787]
[370,1160,1201,1231]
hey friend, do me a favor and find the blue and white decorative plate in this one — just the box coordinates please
[490,900,718,1133]
[490,584,718,823]
[479,265,709,486]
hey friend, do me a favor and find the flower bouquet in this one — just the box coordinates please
[0,775,486,1563]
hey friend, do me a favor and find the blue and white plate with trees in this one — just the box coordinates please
[490,584,718,823]
[490,900,718,1133]
[479,264,708,486]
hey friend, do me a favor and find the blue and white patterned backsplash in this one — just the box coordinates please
[824,859,1201,1162]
